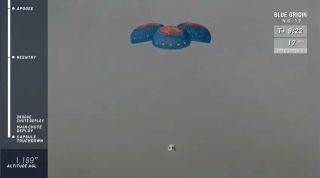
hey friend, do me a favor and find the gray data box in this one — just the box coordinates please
[274,38,307,48]
[274,48,307,54]
[274,25,307,37]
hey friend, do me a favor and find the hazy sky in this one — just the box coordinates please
[49,0,320,177]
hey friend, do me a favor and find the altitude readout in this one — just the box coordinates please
[5,156,39,169]
[16,156,39,164]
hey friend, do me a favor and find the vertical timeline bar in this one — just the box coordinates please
[7,0,11,138]
[1,1,48,177]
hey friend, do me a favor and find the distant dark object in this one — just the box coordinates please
[168,144,176,151]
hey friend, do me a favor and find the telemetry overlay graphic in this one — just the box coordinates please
[130,22,211,50]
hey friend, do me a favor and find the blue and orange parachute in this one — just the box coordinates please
[130,22,211,50]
